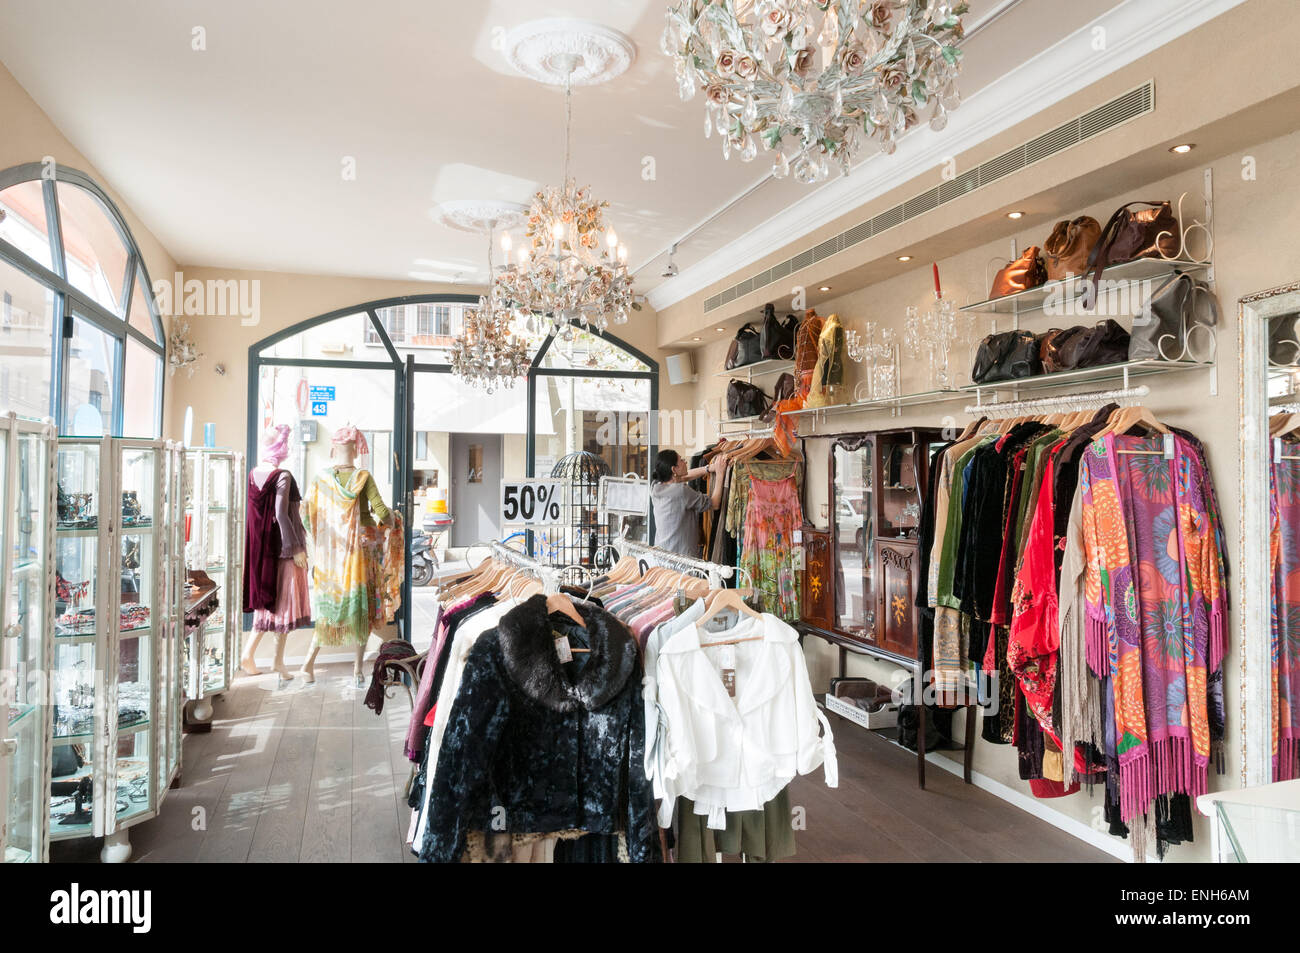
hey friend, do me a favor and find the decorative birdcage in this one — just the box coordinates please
[541,450,610,569]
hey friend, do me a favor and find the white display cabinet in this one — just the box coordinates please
[52,436,168,862]
[183,449,245,718]
[159,441,187,790]
[0,414,56,864]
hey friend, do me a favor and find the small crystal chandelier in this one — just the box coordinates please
[492,54,638,336]
[450,227,531,394]
[663,0,968,184]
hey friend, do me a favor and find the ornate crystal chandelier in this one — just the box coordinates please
[450,228,532,394]
[663,0,968,183]
[492,54,638,335]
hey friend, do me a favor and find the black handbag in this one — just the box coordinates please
[1130,273,1218,362]
[971,329,1041,384]
[1060,318,1130,369]
[726,379,770,419]
[725,323,763,370]
[760,372,796,422]
[760,304,800,361]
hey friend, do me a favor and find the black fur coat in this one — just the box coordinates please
[420,594,659,862]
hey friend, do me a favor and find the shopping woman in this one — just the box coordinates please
[649,449,728,557]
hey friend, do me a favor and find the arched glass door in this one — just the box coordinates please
[248,296,657,644]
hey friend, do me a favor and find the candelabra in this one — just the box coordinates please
[903,299,961,391]
[850,322,900,402]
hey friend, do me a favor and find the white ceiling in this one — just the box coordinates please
[0,0,1122,292]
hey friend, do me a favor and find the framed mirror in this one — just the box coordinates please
[1240,281,1300,788]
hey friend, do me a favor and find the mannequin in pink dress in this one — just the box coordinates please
[241,424,310,683]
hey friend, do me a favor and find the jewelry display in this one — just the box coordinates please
[121,490,150,527]
[56,483,95,528]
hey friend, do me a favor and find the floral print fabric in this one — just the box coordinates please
[303,468,378,646]
[1270,441,1300,781]
[1080,433,1226,823]
[740,475,802,621]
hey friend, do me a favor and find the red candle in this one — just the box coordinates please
[932,262,942,299]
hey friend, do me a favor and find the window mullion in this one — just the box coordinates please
[42,177,66,280]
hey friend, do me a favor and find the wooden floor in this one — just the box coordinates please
[52,663,1115,863]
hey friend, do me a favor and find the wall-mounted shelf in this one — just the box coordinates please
[719,413,767,427]
[782,389,965,433]
[715,358,794,380]
[959,257,1209,317]
[962,358,1210,404]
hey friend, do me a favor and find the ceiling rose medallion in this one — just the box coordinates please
[663,0,968,183]
[494,19,640,337]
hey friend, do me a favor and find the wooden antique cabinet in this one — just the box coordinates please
[801,427,940,664]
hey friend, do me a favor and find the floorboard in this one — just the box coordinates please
[50,659,1118,864]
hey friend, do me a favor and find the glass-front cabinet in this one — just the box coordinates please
[51,436,170,859]
[824,428,941,661]
[832,436,875,642]
[159,442,187,793]
[1,414,56,863]
[183,449,245,700]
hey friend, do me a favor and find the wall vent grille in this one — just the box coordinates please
[702,80,1154,314]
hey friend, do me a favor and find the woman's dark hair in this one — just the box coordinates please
[652,449,680,485]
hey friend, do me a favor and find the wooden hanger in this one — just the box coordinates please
[700,585,762,624]
[605,554,641,584]
[545,591,587,629]
[1269,412,1300,438]
[1100,404,1169,438]
[957,417,985,441]
[698,587,765,645]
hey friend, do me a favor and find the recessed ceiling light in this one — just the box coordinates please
[897,255,912,262]
[715,327,726,332]
[1170,143,1195,154]
[819,285,831,292]
[1006,210,1024,219]
[691,336,701,341]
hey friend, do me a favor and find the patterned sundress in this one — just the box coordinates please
[740,475,801,621]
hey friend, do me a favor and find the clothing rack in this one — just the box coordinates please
[614,530,735,589]
[716,424,776,441]
[963,384,1150,419]
[488,539,561,594]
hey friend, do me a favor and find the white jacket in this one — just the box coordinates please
[654,612,837,829]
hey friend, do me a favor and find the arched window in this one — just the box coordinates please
[0,163,165,436]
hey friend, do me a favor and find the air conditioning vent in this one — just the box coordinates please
[702,80,1156,313]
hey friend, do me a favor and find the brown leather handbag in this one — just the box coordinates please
[1043,216,1101,281]
[989,246,1048,299]
[1040,326,1087,373]
[1085,201,1180,298]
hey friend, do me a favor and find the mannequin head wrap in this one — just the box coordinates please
[331,425,369,457]
[260,424,291,466]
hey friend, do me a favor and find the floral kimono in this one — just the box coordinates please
[1079,433,1226,823]
[303,468,376,646]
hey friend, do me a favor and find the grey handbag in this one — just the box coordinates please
[1130,273,1217,361]
[1269,312,1300,367]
